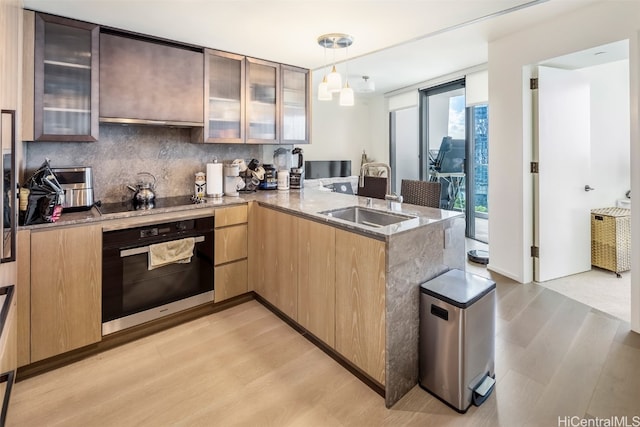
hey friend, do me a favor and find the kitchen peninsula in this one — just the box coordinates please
[18,188,464,408]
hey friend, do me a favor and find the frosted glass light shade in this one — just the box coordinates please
[339,83,354,106]
[327,65,342,93]
[318,76,332,101]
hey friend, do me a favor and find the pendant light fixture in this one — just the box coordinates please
[317,45,332,101]
[317,33,354,103]
[318,75,332,101]
[339,81,354,106]
[339,45,354,106]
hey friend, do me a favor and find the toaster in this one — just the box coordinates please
[51,167,95,211]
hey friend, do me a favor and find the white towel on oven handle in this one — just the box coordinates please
[148,237,196,270]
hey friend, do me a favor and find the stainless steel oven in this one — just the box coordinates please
[102,217,214,335]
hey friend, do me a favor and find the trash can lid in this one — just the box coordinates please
[420,269,496,309]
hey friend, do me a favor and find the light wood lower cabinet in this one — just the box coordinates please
[30,224,102,363]
[335,229,386,385]
[252,205,386,385]
[214,205,248,303]
[252,205,298,320]
[16,230,30,367]
[0,285,17,375]
[297,218,335,347]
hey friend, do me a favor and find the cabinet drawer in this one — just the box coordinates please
[214,224,248,265]
[214,260,248,302]
[215,205,248,228]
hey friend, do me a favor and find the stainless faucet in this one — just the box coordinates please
[359,162,403,206]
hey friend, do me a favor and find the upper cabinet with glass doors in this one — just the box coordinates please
[246,57,279,145]
[31,13,99,142]
[281,65,310,145]
[199,49,245,144]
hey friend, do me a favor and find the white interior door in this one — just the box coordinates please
[534,66,592,282]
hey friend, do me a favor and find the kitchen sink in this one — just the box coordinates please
[318,206,416,228]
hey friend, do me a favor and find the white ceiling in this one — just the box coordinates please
[24,0,603,96]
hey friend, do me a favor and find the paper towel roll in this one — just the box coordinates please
[206,162,223,197]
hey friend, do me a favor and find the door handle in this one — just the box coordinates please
[120,235,205,257]
[585,185,595,192]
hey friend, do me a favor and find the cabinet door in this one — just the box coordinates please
[0,285,17,375]
[33,13,99,141]
[298,218,335,346]
[254,206,298,319]
[281,65,310,145]
[1,0,21,111]
[16,230,30,367]
[199,49,245,144]
[335,229,386,385]
[246,57,279,144]
[30,225,101,362]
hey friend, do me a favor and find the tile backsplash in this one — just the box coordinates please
[24,125,274,204]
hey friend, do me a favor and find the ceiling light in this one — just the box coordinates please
[358,76,375,93]
[317,33,354,104]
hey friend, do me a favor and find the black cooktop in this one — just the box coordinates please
[97,195,205,215]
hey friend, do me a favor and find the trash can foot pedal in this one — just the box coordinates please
[472,375,495,406]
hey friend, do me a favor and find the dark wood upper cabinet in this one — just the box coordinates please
[246,57,280,145]
[99,31,204,126]
[32,13,99,142]
[193,49,246,144]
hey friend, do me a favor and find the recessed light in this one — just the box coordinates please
[594,51,606,56]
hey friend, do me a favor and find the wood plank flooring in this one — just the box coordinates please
[8,272,640,427]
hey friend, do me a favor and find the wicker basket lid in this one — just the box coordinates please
[591,207,630,217]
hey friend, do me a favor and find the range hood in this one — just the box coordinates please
[99,117,204,128]
[99,31,205,130]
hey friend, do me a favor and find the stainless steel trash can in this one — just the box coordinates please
[419,268,496,413]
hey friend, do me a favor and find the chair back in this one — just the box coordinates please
[401,179,441,208]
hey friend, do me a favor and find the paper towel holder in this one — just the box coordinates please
[206,158,224,198]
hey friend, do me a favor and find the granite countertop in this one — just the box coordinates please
[246,188,462,239]
[20,187,462,238]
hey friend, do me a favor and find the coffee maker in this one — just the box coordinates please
[223,163,243,196]
[290,148,304,189]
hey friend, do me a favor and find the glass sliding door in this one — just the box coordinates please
[419,79,466,210]
[466,104,489,243]
[419,79,489,243]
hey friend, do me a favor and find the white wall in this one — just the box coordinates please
[299,95,387,175]
[391,107,419,194]
[580,59,631,207]
[488,0,640,332]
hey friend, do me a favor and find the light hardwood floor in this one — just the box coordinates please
[8,273,640,427]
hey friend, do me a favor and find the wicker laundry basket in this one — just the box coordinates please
[591,207,631,276]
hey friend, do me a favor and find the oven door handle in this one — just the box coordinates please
[120,235,205,258]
